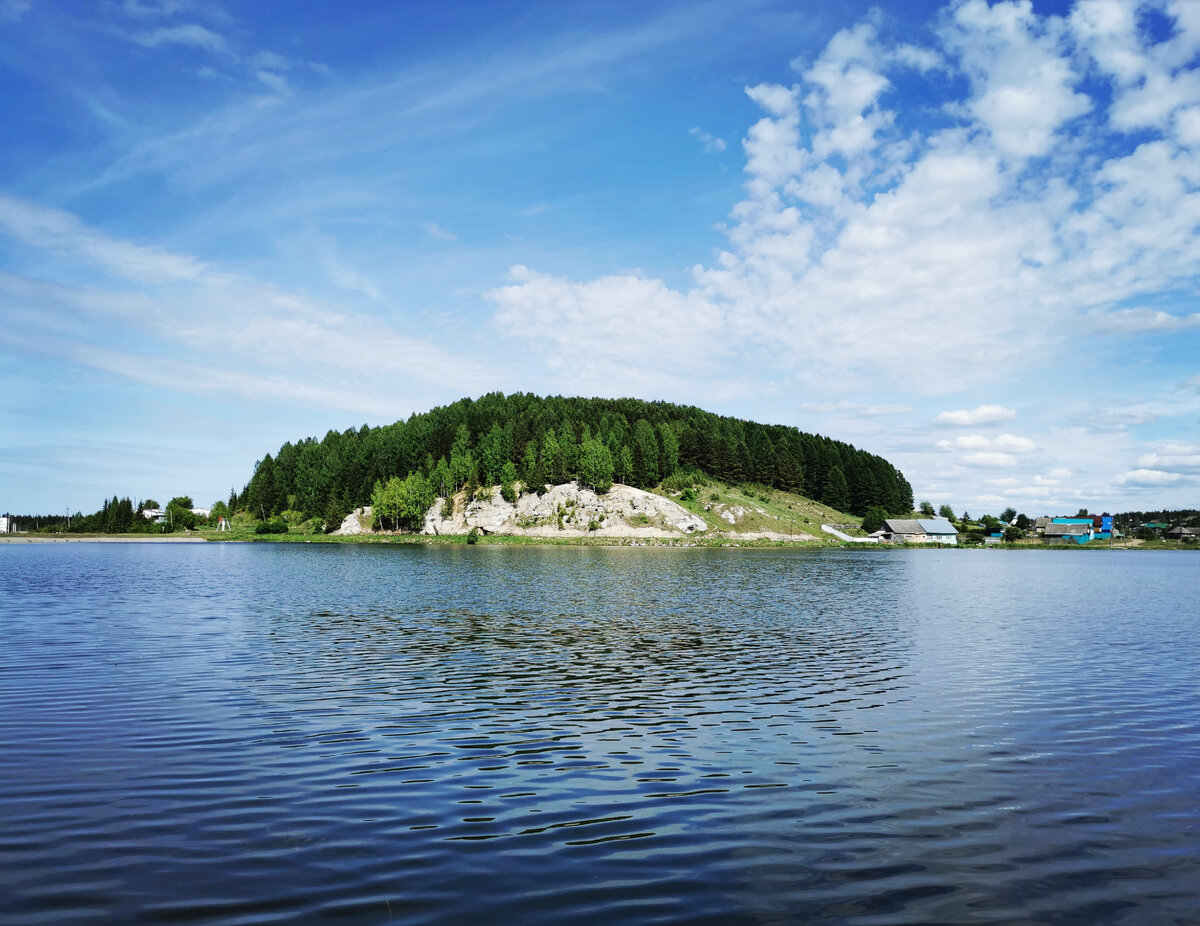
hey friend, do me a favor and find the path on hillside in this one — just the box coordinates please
[821,524,878,543]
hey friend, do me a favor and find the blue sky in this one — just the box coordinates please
[2,0,1199,517]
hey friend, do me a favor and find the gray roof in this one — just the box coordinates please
[882,519,925,535]
[917,518,957,535]
[1045,522,1090,536]
[1166,526,1200,537]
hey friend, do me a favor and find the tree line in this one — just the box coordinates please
[238,392,914,530]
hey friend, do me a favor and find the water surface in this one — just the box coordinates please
[1,544,1197,923]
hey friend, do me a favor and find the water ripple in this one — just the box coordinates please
[1,544,1198,924]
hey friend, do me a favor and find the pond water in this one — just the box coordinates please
[1,543,1197,924]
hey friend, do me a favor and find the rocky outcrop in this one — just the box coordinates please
[331,506,374,536]
[422,482,707,538]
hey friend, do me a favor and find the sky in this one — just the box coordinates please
[2,0,1199,517]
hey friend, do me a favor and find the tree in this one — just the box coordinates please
[938,504,955,521]
[500,461,519,503]
[372,473,435,532]
[1015,513,1030,530]
[617,445,633,485]
[1075,508,1090,518]
[822,465,850,512]
[1001,507,1017,523]
[1003,526,1024,542]
[579,438,614,493]
[632,419,659,487]
[919,500,935,517]
[861,505,889,533]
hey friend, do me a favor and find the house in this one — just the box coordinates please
[0,515,9,533]
[1165,526,1200,541]
[142,508,164,520]
[1034,516,1052,534]
[879,517,958,545]
[1044,521,1093,544]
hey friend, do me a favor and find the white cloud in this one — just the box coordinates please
[130,23,230,55]
[0,193,216,284]
[938,432,1036,452]
[422,222,457,242]
[1118,468,1185,486]
[1135,440,1200,472]
[1088,307,1200,333]
[961,451,1017,467]
[942,0,1091,158]
[935,404,1018,426]
[0,198,492,415]
[689,126,726,154]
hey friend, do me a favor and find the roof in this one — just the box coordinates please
[1052,518,1093,524]
[917,518,957,535]
[882,518,925,535]
[1166,526,1200,537]
[1045,522,1091,536]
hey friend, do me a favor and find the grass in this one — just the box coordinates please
[660,480,862,539]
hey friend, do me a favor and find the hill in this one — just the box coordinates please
[236,392,913,528]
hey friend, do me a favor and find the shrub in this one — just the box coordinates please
[255,517,289,535]
[466,526,479,545]
[680,487,697,503]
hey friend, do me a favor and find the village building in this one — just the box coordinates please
[879,517,958,545]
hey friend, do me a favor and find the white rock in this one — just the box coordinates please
[331,506,374,536]
[422,482,707,538]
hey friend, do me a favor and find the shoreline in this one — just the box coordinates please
[0,535,210,543]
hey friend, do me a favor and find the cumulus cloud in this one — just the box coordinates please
[935,405,1018,426]
[486,0,1200,421]
[938,433,1036,452]
[1135,440,1200,472]
[1118,468,1185,485]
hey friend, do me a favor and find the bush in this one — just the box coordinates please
[680,487,697,503]
[466,526,479,544]
[255,517,289,535]
[861,505,889,534]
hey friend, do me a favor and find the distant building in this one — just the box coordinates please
[879,517,958,545]
[1165,526,1200,541]
[1044,521,1094,544]
[142,508,164,520]
[0,515,9,533]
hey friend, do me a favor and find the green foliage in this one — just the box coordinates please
[680,487,697,503]
[372,472,435,532]
[822,465,850,512]
[861,504,890,533]
[500,461,519,503]
[1003,526,1024,542]
[1000,507,1017,523]
[919,500,935,517]
[466,526,480,544]
[232,392,912,526]
[579,438,614,493]
[255,517,289,535]
[939,504,956,521]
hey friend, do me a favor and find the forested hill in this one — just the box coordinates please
[239,393,913,525]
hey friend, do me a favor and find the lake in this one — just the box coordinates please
[1,543,1197,924]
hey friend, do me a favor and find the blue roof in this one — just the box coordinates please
[917,518,957,535]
